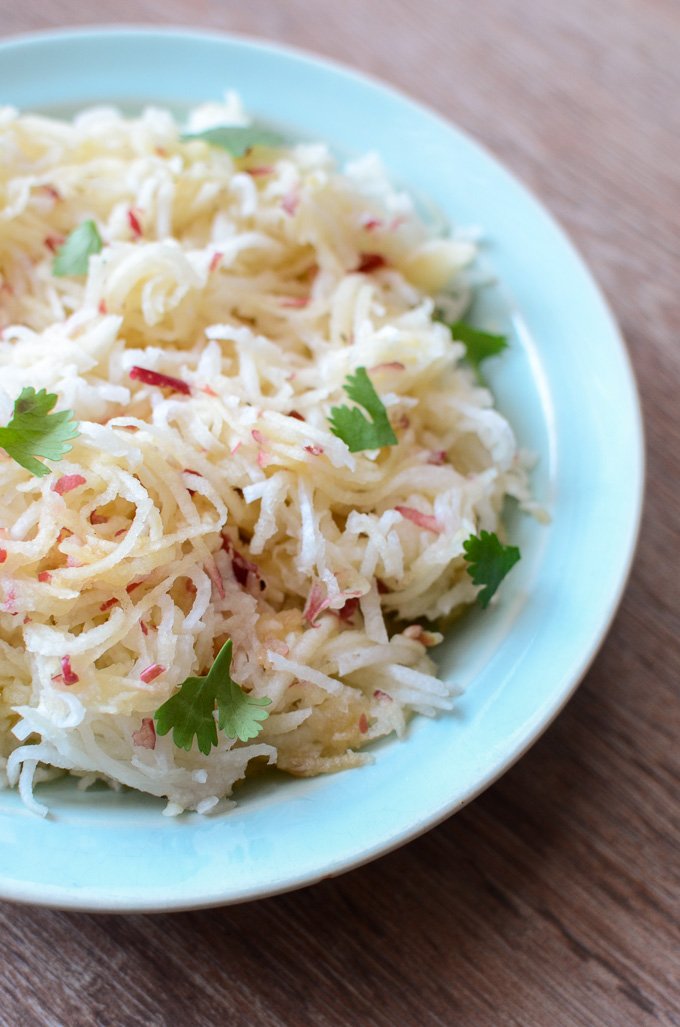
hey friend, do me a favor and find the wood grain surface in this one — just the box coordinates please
[1,2,678,1025]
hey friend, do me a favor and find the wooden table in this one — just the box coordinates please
[1,3,678,1025]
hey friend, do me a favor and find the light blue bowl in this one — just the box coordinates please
[0,27,643,911]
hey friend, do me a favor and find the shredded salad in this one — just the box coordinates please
[0,97,533,816]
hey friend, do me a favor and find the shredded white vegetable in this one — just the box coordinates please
[0,97,532,816]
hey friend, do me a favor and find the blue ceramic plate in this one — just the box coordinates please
[0,27,643,911]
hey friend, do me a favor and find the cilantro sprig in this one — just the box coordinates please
[0,387,79,477]
[181,125,285,157]
[52,220,103,277]
[463,530,521,608]
[439,319,508,379]
[154,640,271,755]
[328,367,398,453]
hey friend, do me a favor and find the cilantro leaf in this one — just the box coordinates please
[439,319,508,378]
[328,367,398,453]
[52,220,103,277]
[154,639,271,755]
[463,530,520,609]
[0,387,79,477]
[155,675,220,755]
[181,125,285,157]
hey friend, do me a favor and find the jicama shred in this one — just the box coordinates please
[0,96,532,816]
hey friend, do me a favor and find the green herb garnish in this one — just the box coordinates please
[328,367,398,453]
[0,387,79,477]
[52,220,103,277]
[154,640,271,755]
[463,530,521,608]
[440,320,508,379]
[181,125,285,157]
